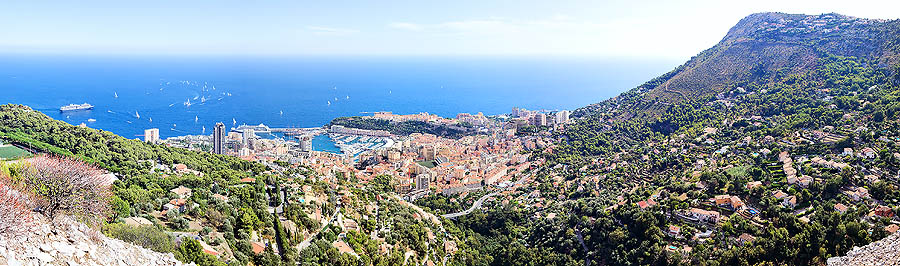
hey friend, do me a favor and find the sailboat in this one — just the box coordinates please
[114,92,118,98]
[195,116,199,123]
[134,111,140,119]
[327,101,331,106]
[149,117,152,123]
[346,95,350,100]
[232,118,236,126]
[202,126,206,134]
[280,110,283,116]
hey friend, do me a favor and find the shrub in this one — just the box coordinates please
[102,223,176,253]
[0,173,34,236]
[19,156,112,226]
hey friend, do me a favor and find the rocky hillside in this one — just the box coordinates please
[576,12,900,119]
[0,215,188,266]
[827,230,900,265]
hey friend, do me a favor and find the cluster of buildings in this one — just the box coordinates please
[510,107,569,127]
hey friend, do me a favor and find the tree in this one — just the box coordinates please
[19,156,112,226]
[177,238,226,266]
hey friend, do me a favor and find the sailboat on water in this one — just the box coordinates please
[232,118,236,126]
[134,111,140,119]
[114,92,118,98]
[195,116,199,123]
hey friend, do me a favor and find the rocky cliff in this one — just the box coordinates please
[827,230,900,266]
[0,215,189,266]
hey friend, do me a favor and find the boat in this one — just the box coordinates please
[346,95,350,100]
[87,118,96,122]
[232,118,237,125]
[60,103,94,112]
[280,110,283,116]
[195,116,199,123]
[149,117,152,123]
[114,92,118,98]
[134,111,140,119]
[327,101,331,106]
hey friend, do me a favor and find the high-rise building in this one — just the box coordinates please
[511,107,520,118]
[530,113,547,126]
[144,128,160,143]
[242,128,254,149]
[416,174,430,191]
[213,122,226,155]
[555,110,570,124]
[299,136,313,152]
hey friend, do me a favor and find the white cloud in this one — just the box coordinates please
[305,26,359,36]
[387,22,424,31]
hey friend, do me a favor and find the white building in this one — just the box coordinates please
[555,110,570,124]
[144,128,160,143]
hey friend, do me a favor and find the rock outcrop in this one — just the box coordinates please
[0,215,189,266]
[827,231,900,266]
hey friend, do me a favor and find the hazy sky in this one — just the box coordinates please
[1,0,897,58]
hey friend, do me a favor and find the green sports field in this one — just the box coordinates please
[0,145,31,160]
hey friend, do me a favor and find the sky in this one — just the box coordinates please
[1,0,898,58]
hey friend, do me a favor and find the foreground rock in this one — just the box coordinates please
[827,231,900,266]
[0,215,189,266]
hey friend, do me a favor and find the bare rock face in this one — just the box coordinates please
[827,231,900,266]
[0,215,191,266]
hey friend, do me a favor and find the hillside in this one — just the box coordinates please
[1,215,187,266]
[444,12,900,266]
[576,12,900,120]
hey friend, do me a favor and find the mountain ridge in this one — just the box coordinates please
[575,12,900,120]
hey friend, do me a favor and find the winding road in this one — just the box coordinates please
[441,169,534,219]
[441,191,500,218]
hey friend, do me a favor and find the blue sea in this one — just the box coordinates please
[0,55,679,139]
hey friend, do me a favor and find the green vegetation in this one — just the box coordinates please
[0,145,30,160]
[102,223,177,254]
[329,116,474,138]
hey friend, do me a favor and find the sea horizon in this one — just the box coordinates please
[0,54,681,139]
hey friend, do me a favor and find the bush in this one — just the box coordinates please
[18,156,112,226]
[171,217,189,230]
[102,223,176,253]
[0,173,34,236]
